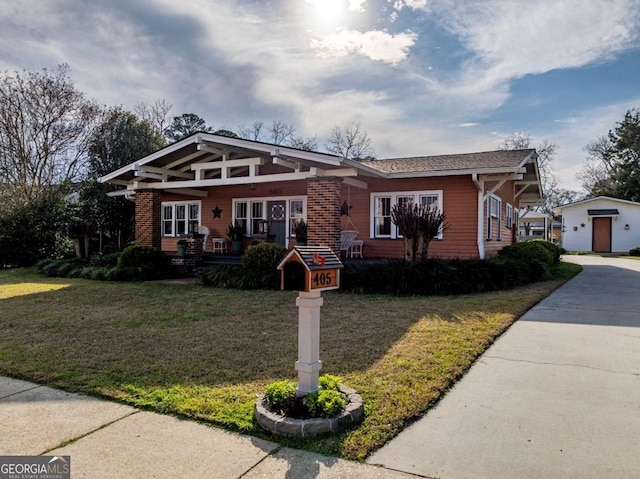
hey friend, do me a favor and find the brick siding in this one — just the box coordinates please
[307,177,342,252]
[135,190,162,248]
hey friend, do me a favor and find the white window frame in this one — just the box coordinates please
[232,196,307,239]
[506,203,513,228]
[369,190,444,239]
[487,195,502,240]
[161,200,201,237]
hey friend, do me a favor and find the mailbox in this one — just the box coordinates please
[277,246,343,292]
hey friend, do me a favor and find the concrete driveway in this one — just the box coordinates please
[367,255,640,479]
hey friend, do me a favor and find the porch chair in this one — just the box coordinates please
[211,237,228,254]
[338,230,358,257]
[197,225,210,252]
[348,240,363,258]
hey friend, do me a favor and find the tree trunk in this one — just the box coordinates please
[404,237,414,262]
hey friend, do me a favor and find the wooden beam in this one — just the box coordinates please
[342,177,368,189]
[483,179,507,201]
[273,157,300,171]
[190,157,264,171]
[133,171,312,190]
[138,165,194,180]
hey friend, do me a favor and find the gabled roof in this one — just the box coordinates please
[553,196,640,215]
[99,134,542,205]
[360,149,536,175]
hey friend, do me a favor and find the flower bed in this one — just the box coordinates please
[255,385,364,438]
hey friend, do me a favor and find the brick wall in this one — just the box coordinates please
[307,177,342,252]
[135,190,162,248]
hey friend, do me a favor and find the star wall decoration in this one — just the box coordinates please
[212,205,222,218]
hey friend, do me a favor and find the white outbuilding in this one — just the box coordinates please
[553,196,640,253]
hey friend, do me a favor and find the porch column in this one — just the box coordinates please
[135,189,162,248]
[307,177,342,253]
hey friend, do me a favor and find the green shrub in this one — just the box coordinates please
[89,252,120,267]
[106,266,139,282]
[303,389,347,418]
[264,379,297,414]
[498,240,554,266]
[242,243,288,289]
[118,245,168,280]
[630,247,640,257]
[530,239,562,264]
[319,374,341,391]
[200,265,244,288]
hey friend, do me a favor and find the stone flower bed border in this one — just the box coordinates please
[255,385,364,438]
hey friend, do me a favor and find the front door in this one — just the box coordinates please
[592,217,612,253]
[267,200,287,246]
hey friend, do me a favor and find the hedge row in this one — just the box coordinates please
[37,246,174,281]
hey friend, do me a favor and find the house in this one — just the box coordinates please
[99,132,543,259]
[518,210,562,244]
[553,196,640,253]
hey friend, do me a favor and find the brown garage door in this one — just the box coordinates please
[592,217,612,252]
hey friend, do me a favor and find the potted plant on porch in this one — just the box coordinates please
[176,239,188,256]
[295,219,307,246]
[227,222,246,253]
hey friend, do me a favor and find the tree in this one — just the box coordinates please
[134,98,173,138]
[391,202,449,262]
[81,107,166,252]
[578,108,640,201]
[164,113,213,142]
[577,136,616,196]
[237,119,318,150]
[608,108,640,202]
[325,121,375,159]
[0,64,100,209]
[498,132,577,213]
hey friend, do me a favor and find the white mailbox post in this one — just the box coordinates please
[277,246,343,396]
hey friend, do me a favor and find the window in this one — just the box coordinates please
[374,196,392,237]
[420,194,439,211]
[161,201,201,237]
[506,204,513,228]
[251,201,265,235]
[235,201,248,232]
[371,190,443,239]
[486,195,502,240]
[232,197,306,238]
[290,199,305,236]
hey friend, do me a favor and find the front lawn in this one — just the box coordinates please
[0,264,580,460]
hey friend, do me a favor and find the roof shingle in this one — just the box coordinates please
[359,149,535,174]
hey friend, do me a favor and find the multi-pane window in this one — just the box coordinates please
[506,204,513,228]
[235,202,248,232]
[487,195,502,240]
[290,199,305,236]
[374,196,392,237]
[251,201,265,235]
[371,191,443,239]
[420,194,439,211]
[161,201,201,237]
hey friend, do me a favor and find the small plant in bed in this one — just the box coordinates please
[264,375,347,419]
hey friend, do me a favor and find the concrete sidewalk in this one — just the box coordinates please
[368,256,640,478]
[0,376,418,479]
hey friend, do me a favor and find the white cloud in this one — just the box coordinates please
[310,29,417,64]
[457,122,480,128]
[438,0,640,89]
[348,0,367,11]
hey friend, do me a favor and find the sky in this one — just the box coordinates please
[1,0,640,192]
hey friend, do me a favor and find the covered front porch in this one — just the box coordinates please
[100,132,370,255]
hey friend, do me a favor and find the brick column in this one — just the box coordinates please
[135,190,162,248]
[307,177,342,253]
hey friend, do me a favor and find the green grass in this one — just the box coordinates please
[0,263,580,460]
